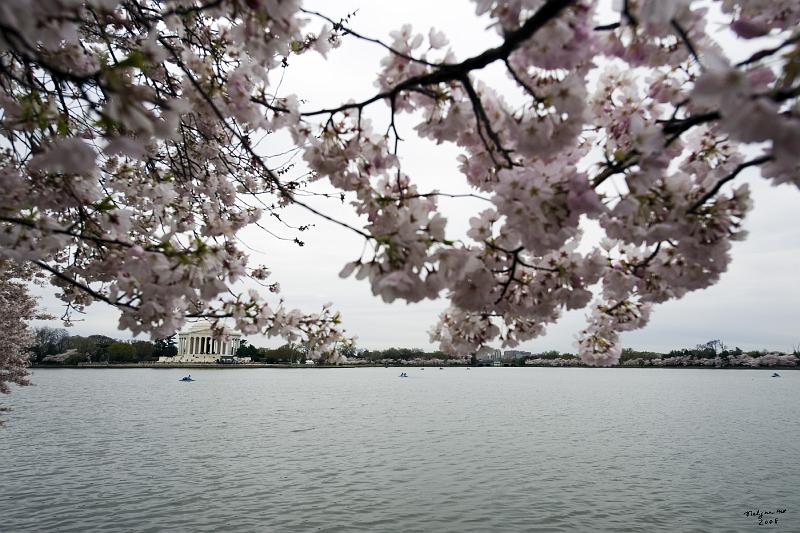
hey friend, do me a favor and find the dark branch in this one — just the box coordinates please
[671,19,703,69]
[300,8,449,68]
[300,0,576,118]
[592,153,639,188]
[737,32,800,67]
[660,111,721,143]
[495,250,521,304]
[622,0,638,27]
[688,155,773,213]
[461,75,514,168]
[594,21,621,31]
[503,59,541,101]
[32,260,137,310]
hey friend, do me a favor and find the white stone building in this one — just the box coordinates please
[159,322,244,363]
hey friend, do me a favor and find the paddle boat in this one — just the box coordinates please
[772,372,781,378]
[399,372,408,378]
[179,375,195,382]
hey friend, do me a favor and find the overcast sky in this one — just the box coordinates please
[32,1,800,354]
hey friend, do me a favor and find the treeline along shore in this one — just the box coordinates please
[29,327,799,369]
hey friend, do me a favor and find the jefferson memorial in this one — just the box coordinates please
[158,322,245,363]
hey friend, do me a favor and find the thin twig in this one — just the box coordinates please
[671,19,703,70]
[687,155,772,213]
[300,0,576,118]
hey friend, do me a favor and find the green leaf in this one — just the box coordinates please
[114,50,147,71]
[56,115,70,136]
[93,196,116,213]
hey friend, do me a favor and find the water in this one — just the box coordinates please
[1,367,798,532]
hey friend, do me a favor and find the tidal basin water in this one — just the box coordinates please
[2,368,799,532]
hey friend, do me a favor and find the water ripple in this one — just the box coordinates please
[2,368,799,531]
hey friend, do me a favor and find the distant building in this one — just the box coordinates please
[477,348,502,362]
[158,322,244,363]
[503,350,531,361]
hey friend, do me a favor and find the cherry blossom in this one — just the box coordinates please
[0,261,52,424]
[0,0,798,385]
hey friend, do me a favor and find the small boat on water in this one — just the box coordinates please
[399,372,408,378]
[772,372,781,378]
[179,375,195,382]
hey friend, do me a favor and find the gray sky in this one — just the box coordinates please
[32,1,800,354]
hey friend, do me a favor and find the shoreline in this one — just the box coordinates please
[30,364,799,370]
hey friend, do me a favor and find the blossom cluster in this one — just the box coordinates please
[0,261,52,422]
[621,353,798,368]
[0,0,347,364]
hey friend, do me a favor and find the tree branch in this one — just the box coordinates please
[460,75,514,168]
[300,8,449,68]
[687,155,773,213]
[300,0,576,118]
[671,19,703,69]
